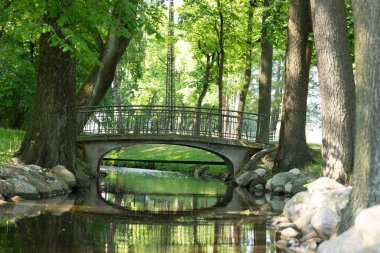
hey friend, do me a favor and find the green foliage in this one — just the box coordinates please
[0,128,25,163]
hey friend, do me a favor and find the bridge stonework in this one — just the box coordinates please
[77,134,268,178]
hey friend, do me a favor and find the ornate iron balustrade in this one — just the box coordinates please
[77,105,265,142]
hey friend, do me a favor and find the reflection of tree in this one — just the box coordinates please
[254,222,267,253]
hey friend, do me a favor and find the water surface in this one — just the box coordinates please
[0,167,284,253]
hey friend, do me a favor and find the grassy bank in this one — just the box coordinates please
[103,144,228,176]
[0,128,24,163]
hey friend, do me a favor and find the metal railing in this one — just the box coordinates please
[77,105,265,142]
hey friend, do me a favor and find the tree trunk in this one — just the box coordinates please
[256,0,273,143]
[216,0,225,138]
[112,69,124,134]
[339,0,380,232]
[273,0,312,173]
[310,0,355,184]
[195,52,215,135]
[76,1,136,132]
[237,0,256,138]
[269,60,284,140]
[19,15,76,171]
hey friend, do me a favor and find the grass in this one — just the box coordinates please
[103,144,228,176]
[0,128,24,163]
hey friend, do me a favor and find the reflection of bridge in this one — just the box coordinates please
[77,105,269,177]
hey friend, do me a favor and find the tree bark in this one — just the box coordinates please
[273,0,312,173]
[339,0,380,232]
[237,0,256,138]
[195,52,215,135]
[19,15,76,171]
[269,61,283,139]
[310,0,355,184]
[256,0,273,143]
[216,0,225,137]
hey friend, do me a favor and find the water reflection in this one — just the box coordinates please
[98,166,232,212]
[0,167,285,253]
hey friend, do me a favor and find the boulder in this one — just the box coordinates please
[318,228,364,253]
[268,172,296,193]
[309,187,351,215]
[287,170,320,195]
[289,168,301,176]
[355,205,380,247]
[5,178,40,199]
[281,227,299,239]
[52,165,77,189]
[307,177,345,192]
[265,178,273,191]
[311,208,340,240]
[253,168,267,177]
[0,179,14,197]
[11,157,24,165]
[283,192,314,230]
[235,171,260,187]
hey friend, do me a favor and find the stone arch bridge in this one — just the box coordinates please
[76,105,269,178]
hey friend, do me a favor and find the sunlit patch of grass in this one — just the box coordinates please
[104,144,227,175]
[0,128,25,163]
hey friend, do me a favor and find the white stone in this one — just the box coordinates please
[309,187,351,215]
[307,177,345,192]
[270,172,296,193]
[284,192,314,230]
[52,165,76,189]
[355,205,380,247]
[281,227,299,238]
[285,182,293,194]
[318,228,364,253]
[311,208,340,240]
[289,168,301,176]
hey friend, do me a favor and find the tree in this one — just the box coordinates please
[339,0,380,232]
[237,0,256,138]
[19,4,77,170]
[273,0,312,173]
[256,0,273,143]
[310,0,355,184]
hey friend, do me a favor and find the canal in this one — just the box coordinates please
[0,167,286,252]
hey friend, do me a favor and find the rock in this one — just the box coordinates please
[52,165,77,189]
[272,215,289,226]
[253,184,264,191]
[361,246,380,253]
[289,168,301,176]
[0,194,3,200]
[11,196,25,202]
[11,157,23,165]
[253,168,267,177]
[355,205,380,247]
[285,182,293,194]
[281,227,299,239]
[269,194,286,211]
[311,208,340,240]
[307,177,345,192]
[275,222,297,230]
[0,199,7,204]
[276,239,289,248]
[0,179,15,197]
[300,240,318,251]
[309,187,351,215]
[318,228,364,253]
[265,178,272,191]
[288,170,320,195]
[283,192,314,230]
[6,178,40,199]
[300,231,318,242]
[269,172,296,193]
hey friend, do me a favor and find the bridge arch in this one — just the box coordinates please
[77,134,266,179]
